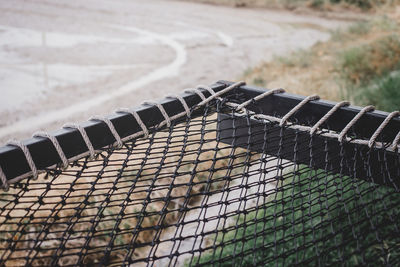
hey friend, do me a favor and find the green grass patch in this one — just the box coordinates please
[187,167,400,266]
[347,20,371,35]
[355,71,400,111]
[308,0,375,10]
[338,34,400,86]
[337,33,400,110]
[191,0,399,10]
[275,49,313,68]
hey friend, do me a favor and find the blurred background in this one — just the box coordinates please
[0,0,398,143]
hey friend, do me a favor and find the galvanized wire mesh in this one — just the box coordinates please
[0,94,399,266]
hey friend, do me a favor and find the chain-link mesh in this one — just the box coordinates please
[0,94,399,266]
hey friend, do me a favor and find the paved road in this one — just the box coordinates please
[0,0,346,143]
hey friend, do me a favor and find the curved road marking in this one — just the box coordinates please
[216,32,233,47]
[175,20,234,47]
[0,25,187,139]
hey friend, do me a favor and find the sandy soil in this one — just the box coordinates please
[0,0,347,143]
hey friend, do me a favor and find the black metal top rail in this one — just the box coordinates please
[217,81,400,189]
[218,80,400,143]
[1,80,400,186]
[0,82,228,183]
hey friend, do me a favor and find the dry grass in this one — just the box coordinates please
[339,34,400,85]
[243,7,400,103]
[244,48,343,100]
[185,0,400,11]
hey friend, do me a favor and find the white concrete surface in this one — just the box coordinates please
[0,0,346,142]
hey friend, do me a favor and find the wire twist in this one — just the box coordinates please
[184,88,206,101]
[142,101,171,127]
[7,140,38,180]
[368,111,399,148]
[0,166,9,191]
[197,81,245,107]
[310,101,350,136]
[33,132,69,169]
[116,108,149,138]
[91,116,123,148]
[197,84,216,96]
[63,123,96,159]
[338,105,375,143]
[279,94,320,126]
[236,88,285,111]
[391,131,400,151]
[166,95,191,117]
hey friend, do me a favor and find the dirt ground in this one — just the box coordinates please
[0,0,348,143]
